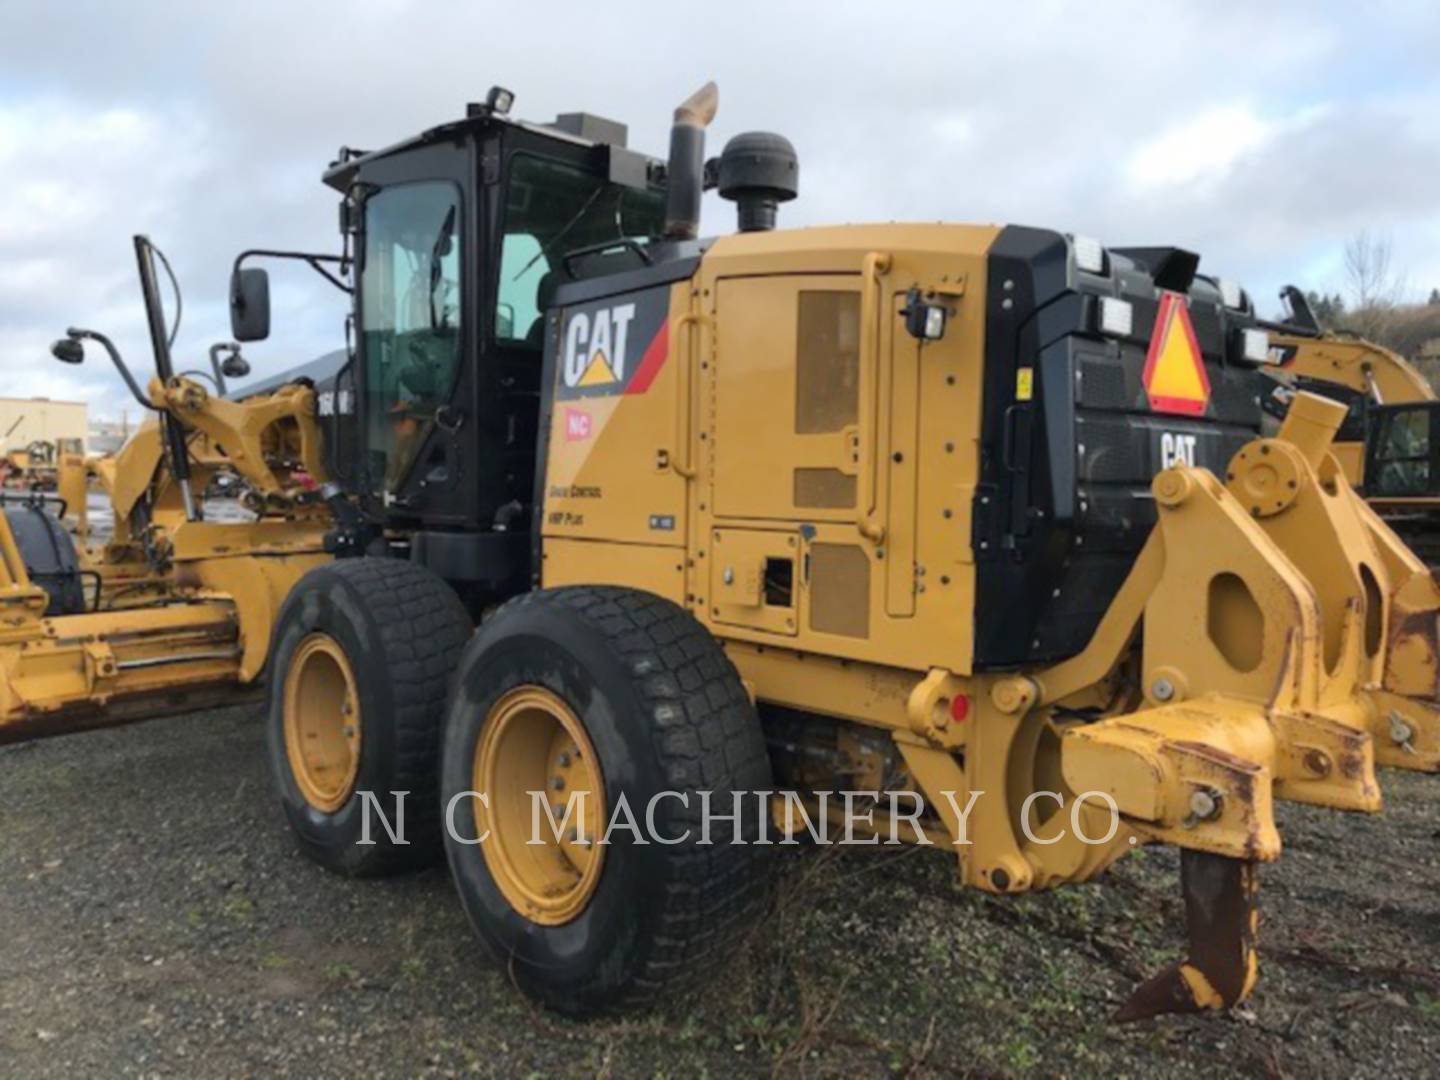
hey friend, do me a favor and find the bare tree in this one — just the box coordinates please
[1343,230,1407,340]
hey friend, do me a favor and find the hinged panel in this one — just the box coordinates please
[712,276,861,522]
[709,528,799,636]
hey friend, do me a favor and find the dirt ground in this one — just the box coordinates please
[1,706,1437,1078]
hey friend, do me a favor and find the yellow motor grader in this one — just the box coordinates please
[7,82,1440,1022]
[0,239,333,741]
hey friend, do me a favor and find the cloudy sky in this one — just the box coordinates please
[1,1,1437,419]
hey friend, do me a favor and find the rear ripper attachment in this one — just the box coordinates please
[1027,390,1440,1018]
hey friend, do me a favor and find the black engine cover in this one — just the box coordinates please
[972,227,1264,669]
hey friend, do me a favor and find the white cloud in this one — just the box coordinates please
[1126,105,1274,193]
[0,0,1437,418]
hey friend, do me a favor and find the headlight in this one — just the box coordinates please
[901,287,947,341]
[486,86,515,115]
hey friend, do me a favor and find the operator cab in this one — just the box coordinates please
[231,87,691,597]
[1365,402,1440,501]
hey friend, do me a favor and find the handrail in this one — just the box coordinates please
[666,312,710,480]
[857,252,892,543]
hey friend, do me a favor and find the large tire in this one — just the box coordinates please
[439,586,773,1015]
[267,558,472,876]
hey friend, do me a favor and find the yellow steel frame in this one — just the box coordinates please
[0,373,333,740]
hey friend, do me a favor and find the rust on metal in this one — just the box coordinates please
[1115,852,1258,1022]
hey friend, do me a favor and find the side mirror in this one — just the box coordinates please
[220,354,251,379]
[51,337,85,364]
[230,267,271,341]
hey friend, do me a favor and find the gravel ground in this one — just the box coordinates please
[1,706,1437,1078]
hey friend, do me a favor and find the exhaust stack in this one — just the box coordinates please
[662,81,719,241]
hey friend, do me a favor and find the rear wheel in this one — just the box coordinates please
[267,558,472,876]
[440,586,774,1015]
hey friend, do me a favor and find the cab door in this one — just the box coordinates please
[353,141,482,529]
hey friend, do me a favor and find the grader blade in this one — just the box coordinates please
[1115,853,1258,1022]
[0,471,329,745]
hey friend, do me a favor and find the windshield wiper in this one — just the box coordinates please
[429,205,457,328]
[512,186,606,282]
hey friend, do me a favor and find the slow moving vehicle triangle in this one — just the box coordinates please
[1143,292,1210,416]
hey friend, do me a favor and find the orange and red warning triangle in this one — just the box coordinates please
[1142,293,1210,416]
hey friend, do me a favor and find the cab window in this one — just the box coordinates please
[1373,407,1432,497]
[360,181,462,493]
[495,155,665,348]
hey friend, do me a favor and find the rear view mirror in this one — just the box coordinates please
[51,337,85,364]
[220,354,251,379]
[230,268,271,342]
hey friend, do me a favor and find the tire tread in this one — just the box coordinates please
[491,585,772,1011]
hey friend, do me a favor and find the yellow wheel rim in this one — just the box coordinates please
[283,633,363,813]
[474,686,606,926]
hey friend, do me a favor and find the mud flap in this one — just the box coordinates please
[1115,852,1258,1021]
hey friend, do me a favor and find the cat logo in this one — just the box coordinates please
[1142,292,1211,417]
[1160,431,1197,468]
[563,303,636,389]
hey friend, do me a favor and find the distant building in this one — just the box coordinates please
[87,414,136,457]
[0,397,87,456]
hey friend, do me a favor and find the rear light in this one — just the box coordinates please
[1098,297,1134,337]
[950,695,970,723]
[1218,278,1246,311]
[1241,327,1271,364]
[1073,235,1106,274]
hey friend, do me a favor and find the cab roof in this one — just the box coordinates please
[321,106,648,192]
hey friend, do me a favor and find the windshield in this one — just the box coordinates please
[496,154,665,347]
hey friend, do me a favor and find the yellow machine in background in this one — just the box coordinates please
[1,439,63,490]
[8,85,1440,1026]
[1262,284,1440,560]
[0,289,332,742]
